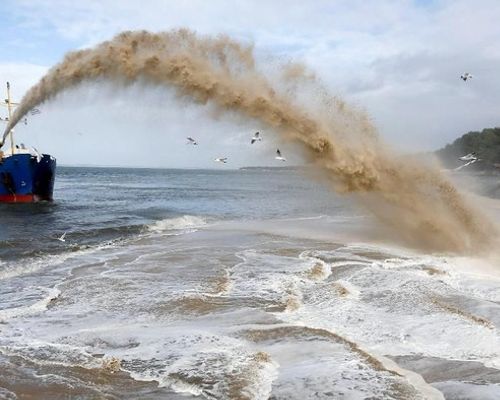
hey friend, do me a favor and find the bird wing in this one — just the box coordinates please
[255,132,259,138]
[455,160,475,170]
[251,139,256,144]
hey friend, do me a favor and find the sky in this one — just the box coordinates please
[0,0,499,168]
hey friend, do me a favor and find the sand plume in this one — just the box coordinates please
[3,29,497,253]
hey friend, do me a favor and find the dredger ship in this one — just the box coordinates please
[0,82,56,202]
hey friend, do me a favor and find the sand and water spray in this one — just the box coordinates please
[3,29,497,253]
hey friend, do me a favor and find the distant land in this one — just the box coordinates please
[436,127,500,170]
[239,166,306,171]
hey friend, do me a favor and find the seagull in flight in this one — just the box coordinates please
[459,152,477,162]
[455,159,478,171]
[251,132,262,144]
[461,72,473,81]
[456,152,480,170]
[187,137,198,145]
[214,157,228,164]
[275,149,286,162]
[57,232,67,242]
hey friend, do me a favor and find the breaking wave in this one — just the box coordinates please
[146,215,207,233]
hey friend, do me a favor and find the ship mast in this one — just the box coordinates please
[5,82,15,155]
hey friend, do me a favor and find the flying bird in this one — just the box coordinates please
[456,152,480,170]
[459,152,477,162]
[460,72,473,81]
[251,132,262,144]
[57,232,67,242]
[275,149,286,162]
[455,159,478,171]
[187,137,198,145]
[214,157,228,164]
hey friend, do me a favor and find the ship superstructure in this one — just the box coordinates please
[0,82,56,202]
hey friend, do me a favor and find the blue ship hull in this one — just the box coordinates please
[0,153,56,202]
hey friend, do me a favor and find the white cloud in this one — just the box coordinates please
[0,63,48,99]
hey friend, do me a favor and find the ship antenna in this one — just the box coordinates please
[5,82,15,155]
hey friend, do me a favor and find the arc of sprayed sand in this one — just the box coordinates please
[2,29,497,253]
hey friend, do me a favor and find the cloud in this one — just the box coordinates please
[0,62,48,91]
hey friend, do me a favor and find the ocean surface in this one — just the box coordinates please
[1,166,500,399]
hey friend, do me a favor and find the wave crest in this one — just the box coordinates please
[147,215,207,233]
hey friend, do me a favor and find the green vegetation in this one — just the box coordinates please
[436,127,500,169]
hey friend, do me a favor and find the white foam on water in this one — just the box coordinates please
[276,244,500,370]
[0,287,60,321]
[222,246,440,398]
[299,250,331,281]
[0,340,100,370]
[4,222,500,399]
[125,330,279,399]
[227,250,313,311]
[334,278,361,299]
[3,311,278,400]
[147,215,207,234]
[169,380,204,396]
[245,356,279,400]
[0,387,17,400]
[0,239,121,281]
[0,253,72,281]
[434,257,500,304]
[241,325,436,400]
[212,241,498,398]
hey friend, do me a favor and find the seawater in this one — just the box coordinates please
[1,167,500,399]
